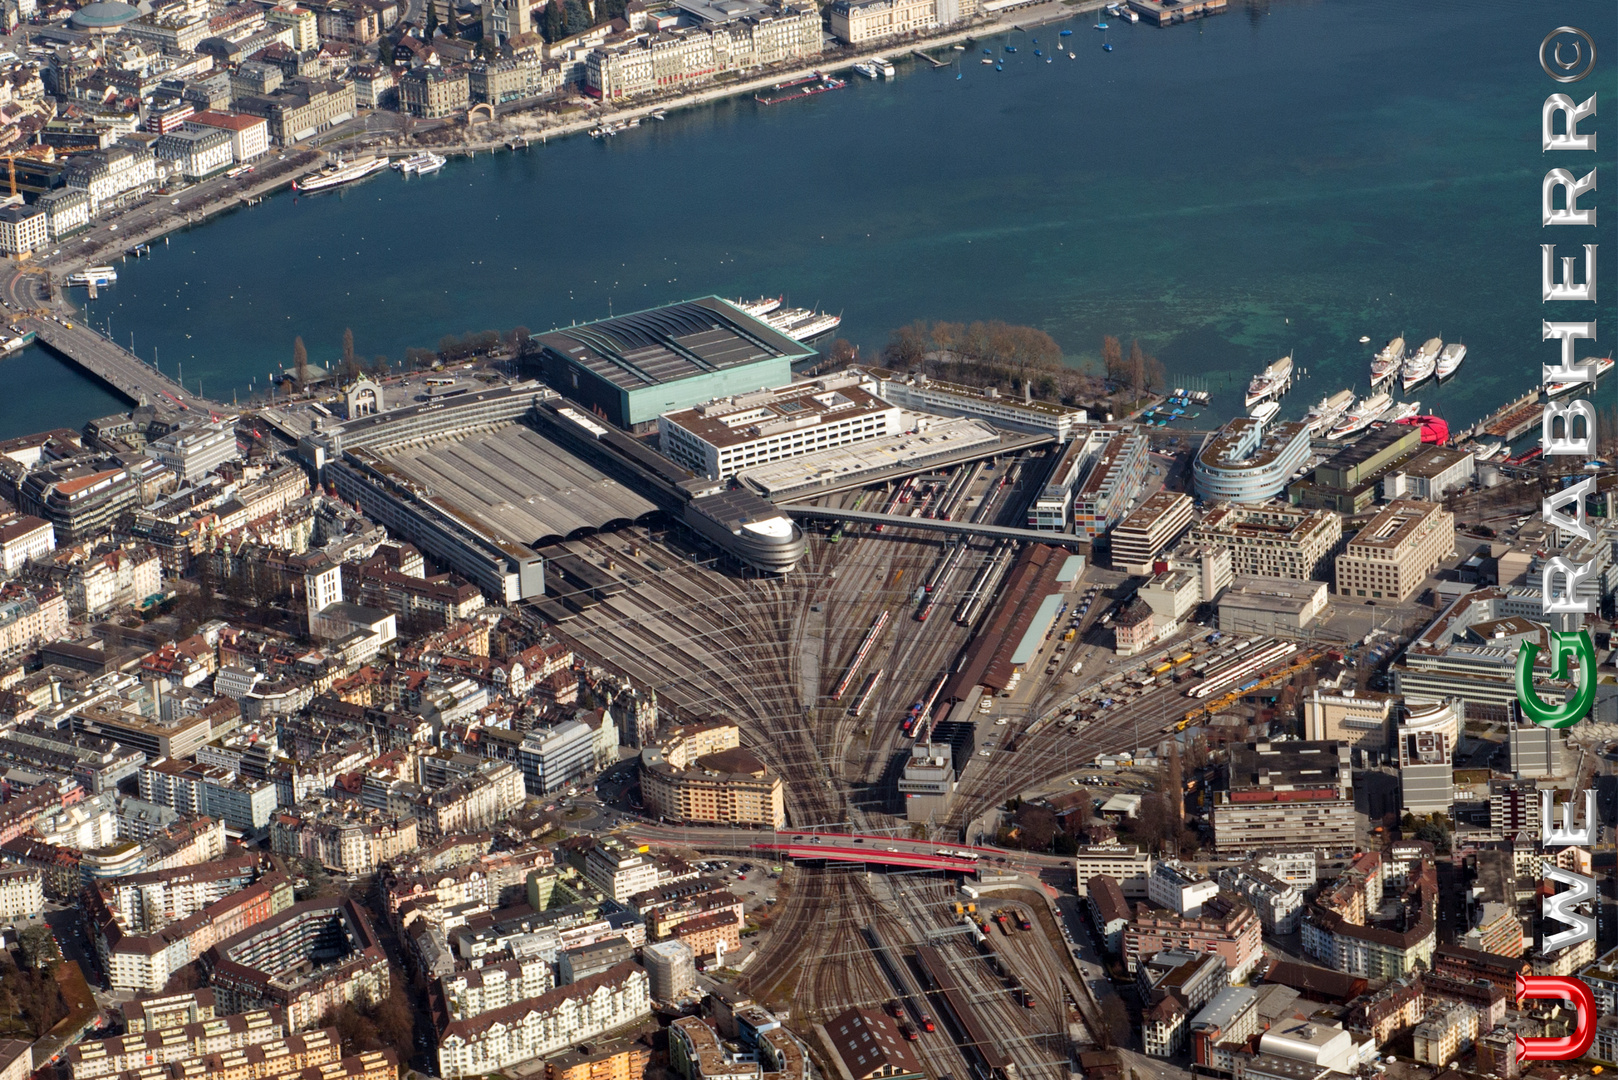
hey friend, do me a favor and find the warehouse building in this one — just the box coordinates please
[1216,576,1328,637]
[533,298,816,430]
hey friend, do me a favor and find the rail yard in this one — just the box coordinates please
[521,430,1335,1074]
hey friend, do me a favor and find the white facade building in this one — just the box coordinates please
[154,127,233,181]
[0,869,44,919]
[149,422,239,483]
[1148,860,1219,917]
[0,515,55,574]
[658,376,901,481]
[0,205,48,254]
[1217,863,1303,934]
[437,963,650,1079]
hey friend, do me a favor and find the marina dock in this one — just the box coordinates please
[911,49,946,67]
[1473,390,1540,441]
[27,318,227,419]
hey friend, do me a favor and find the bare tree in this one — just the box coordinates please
[1102,335,1123,384]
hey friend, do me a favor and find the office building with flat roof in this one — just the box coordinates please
[657,375,901,480]
[1216,576,1328,637]
[1194,417,1312,503]
[1075,845,1155,898]
[534,298,815,429]
[1383,446,1475,502]
[1335,499,1455,602]
[1212,741,1354,857]
[1289,425,1421,515]
[1112,491,1195,573]
[1190,504,1342,583]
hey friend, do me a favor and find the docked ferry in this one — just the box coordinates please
[67,266,117,287]
[1243,353,1293,408]
[396,151,447,175]
[1327,391,1392,441]
[1545,355,1615,398]
[293,156,389,192]
[1369,336,1404,389]
[1303,389,1355,436]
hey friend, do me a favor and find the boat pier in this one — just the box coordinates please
[1470,390,1541,442]
[26,317,227,419]
[911,48,946,67]
[1128,0,1225,25]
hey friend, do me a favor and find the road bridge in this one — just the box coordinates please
[783,504,1085,548]
[26,317,229,421]
[750,840,982,873]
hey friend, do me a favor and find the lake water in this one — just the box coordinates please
[11,0,1616,438]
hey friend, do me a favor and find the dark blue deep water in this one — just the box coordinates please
[10,0,1616,436]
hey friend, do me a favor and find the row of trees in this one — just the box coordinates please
[881,319,1110,407]
[1100,335,1168,399]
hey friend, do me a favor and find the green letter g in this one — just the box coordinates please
[1517,629,1596,729]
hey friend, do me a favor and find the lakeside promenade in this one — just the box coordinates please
[27,0,1105,286]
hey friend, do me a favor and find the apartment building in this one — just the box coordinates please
[269,805,418,875]
[1123,896,1263,981]
[1301,848,1437,980]
[440,954,554,1022]
[1189,504,1343,582]
[1334,500,1455,602]
[1111,491,1195,573]
[1217,863,1302,934]
[0,583,68,659]
[437,963,651,1079]
[639,722,785,829]
[0,868,43,920]
[67,1010,288,1080]
[412,760,526,838]
[139,758,278,833]
[1148,860,1219,917]
[0,205,47,255]
[1411,1005,1478,1067]
[91,873,294,993]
